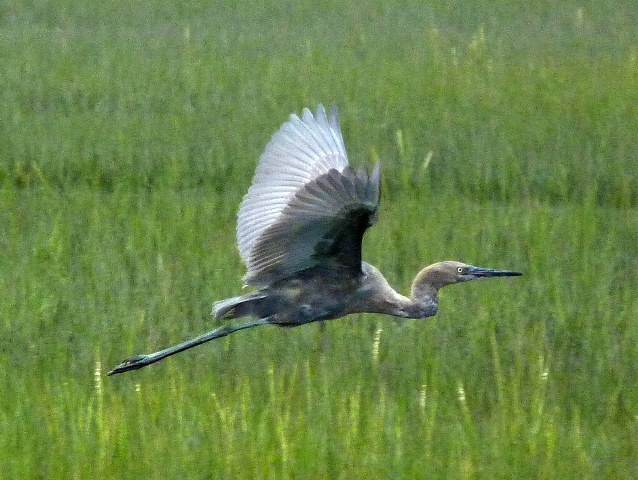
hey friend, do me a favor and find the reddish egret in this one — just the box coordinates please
[109,105,520,375]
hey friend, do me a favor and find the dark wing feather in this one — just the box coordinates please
[236,105,350,283]
[244,164,381,286]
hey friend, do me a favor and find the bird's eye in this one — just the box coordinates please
[457,267,465,274]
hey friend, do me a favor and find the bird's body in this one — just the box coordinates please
[212,261,437,327]
[109,105,520,375]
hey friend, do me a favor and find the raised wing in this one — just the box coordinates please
[236,105,381,286]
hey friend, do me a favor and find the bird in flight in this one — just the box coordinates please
[109,105,521,375]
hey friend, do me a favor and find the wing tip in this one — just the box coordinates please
[301,103,337,125]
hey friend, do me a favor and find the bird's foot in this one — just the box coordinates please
[107,354,151,376]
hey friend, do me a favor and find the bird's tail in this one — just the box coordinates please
[211,292,268,320]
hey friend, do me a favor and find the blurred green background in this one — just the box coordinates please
[1,1,637,478]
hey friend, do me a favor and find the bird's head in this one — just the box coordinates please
[412,261,522,296]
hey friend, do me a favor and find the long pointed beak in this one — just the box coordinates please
[468,266,522,277]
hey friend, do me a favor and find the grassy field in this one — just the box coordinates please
[2,1,638,478]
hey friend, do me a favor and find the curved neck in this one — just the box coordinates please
[407,268,440,318]
[411,282,438,306]
[354,263,437,319]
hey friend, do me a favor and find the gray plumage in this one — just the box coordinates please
[237,105,379,286]
[109,105,520,375]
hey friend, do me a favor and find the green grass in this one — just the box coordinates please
[2,1,638,478]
